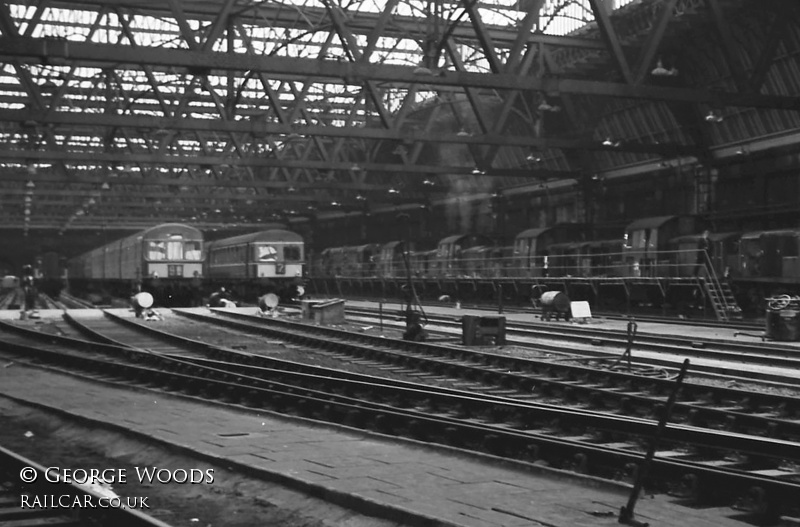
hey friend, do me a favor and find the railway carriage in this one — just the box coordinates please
[311,216,800,316]
[377,241,414,278]
[512,224,587,277]
[344,244,381,277]
[34,251,65,297]
[1,275,18,292]
[739,230,800,281]
[410,248,439,278]
[623,215,700,277]
[67,223,204,304]
[205,228,305,301]
[435,234,495,277]
[669,232,741,278]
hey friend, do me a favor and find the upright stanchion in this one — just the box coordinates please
[498,283,504,314]
[379,300,384,333]
[619,359,690,526]
[610,318,638,371]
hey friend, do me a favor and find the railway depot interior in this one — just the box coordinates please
[2,1,800,527]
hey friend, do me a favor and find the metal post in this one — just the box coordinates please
[610,318,637,371]
[619,358,690,526]
[498,283,503,314]
[379,300,384,333]
[625,319,637,370]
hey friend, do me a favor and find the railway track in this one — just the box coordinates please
[0,444,172,527]
[339,296,765,332]
[0,290,22,310]
[1,310,799,521]
[342,306,800,385]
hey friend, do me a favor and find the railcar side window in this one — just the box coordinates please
[284,246,301,261]
[147,241,166,260]
[256,245,278,261]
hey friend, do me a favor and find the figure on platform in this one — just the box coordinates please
[208,287,235,308]
[21,264,37,314]
[694,230,711,277]
[191,271,203,307]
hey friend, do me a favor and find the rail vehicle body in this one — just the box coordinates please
[67,223,204,305]
[410,248,439,278]
[204,228,305,301]
[738,230,800,281]
[511,223,589,278]
[669,232,741,278]
[623,215,700,277]
[34,251,65,297]
[311,215,800,315]
[435,234,496,277]
[0,275,18,292]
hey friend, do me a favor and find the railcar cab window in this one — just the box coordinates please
[284,245,301,261]
[184,241,202,260]
[147,241,166,260]
[166,235,184,259]
[256,245,278,261]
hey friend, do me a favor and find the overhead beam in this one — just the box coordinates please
[35,0,624,51]
[3,37,797,111]
[0,109,700,156]
[0,147,592,178]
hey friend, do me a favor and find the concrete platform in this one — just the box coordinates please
[0,362,753,527]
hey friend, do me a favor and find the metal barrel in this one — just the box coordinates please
[539,291,570,312]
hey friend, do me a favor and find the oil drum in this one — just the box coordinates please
[132,292,154,310]
[540,291,570,313]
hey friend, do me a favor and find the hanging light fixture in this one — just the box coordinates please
[705,110,724,123]
[651,58,678,77]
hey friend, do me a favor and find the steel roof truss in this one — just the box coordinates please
[461,0,502,75]
[632,0,679,86]
[117,9,173,116]
[588,0,633,85]
[706,0,749,93]
[166,0,200,51]
[5,36,800,111]
[747,4,792,94]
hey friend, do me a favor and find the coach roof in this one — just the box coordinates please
[207,229,303,249]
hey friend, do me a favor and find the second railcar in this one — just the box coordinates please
[205,229,305,300]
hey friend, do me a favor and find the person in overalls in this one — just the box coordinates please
[22,265,36,312]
